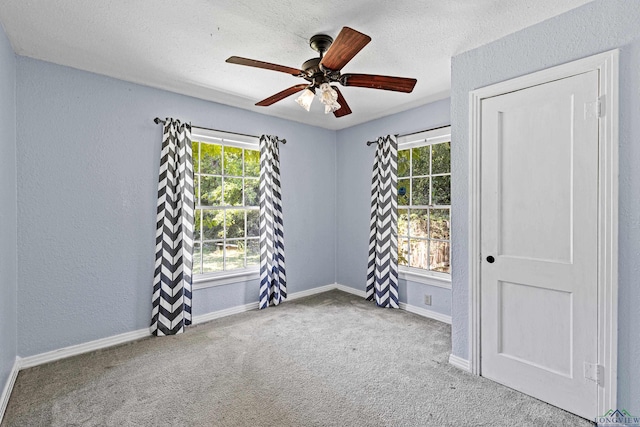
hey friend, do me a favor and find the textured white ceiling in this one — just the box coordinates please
[0,0,592,130]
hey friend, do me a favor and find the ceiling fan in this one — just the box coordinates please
[226,27,417,118]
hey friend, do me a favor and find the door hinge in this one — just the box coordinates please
[584,362,603,386]
[584,96,605,119]
[597,96,605,118]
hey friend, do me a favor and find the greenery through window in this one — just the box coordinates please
[192,139,260,275]
[397,137,451,274]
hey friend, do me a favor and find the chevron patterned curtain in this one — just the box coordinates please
[366,135,399,308]
[151,119,194,336]
[259,135,287,309]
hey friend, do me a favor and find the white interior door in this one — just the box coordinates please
[480,70,599,419]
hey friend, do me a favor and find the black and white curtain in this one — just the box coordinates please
[259,135,286,309]
[151,119,194,335]
[366,135,399,308]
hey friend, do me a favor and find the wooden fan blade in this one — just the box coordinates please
[255,84,309,106]
[226,56,304,76]
[320,27,371,71]
[341,74,417,93]
[332,86,352,117]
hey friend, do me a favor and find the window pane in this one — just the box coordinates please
[202,242,223,273]
[200,143,222,175]
[247,210,259,237]
[432,142,451,174]
[200,176,221,206]
[194,209,202,242]
[398,149,410,177]
[245,178,259,206]
[225,209,245,239]
[398,209,409,236]
[224,146,243,176]
[398,179,410,206]
[410,209,429,238]
[223,177,243,206]
[192,137,262,277]
[247,239,260,266]
[430,208,450,240]
[412,145,430,176]
[430,240,450,273]
[432,175,451,205]
[193,243,202,275]
[224,240,245,270]
[202,210,224,240]
[245,149,260,177]
[412,177,430,205]
[398,237,409,267]
[409,239,429,269]
[192,141,200,173]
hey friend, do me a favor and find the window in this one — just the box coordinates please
[397,126,451,282]
[191,128,260,281]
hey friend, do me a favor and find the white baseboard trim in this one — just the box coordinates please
[192,301,259,325]
[333,283,452,325]
[191,284,339,326]
[19,328,151,370]
[449,354,471,372]
[0,359,20,424]
[288,284,338,301]
[400,303,452,325]
[334,283,367,298]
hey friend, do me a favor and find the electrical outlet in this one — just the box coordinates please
[424,294,432,306]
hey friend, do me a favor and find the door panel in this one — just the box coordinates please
[480,70,599,419]
[497,98,573,263]
[498,280,572,376]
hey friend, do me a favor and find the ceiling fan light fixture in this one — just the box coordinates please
[324,102,341,114]
[295,88,315,111]
[317,83,341,114]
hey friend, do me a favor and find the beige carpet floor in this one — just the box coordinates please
[2,290,592,426]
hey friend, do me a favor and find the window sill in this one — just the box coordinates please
[399,267,451,289]
[192,269,260,290]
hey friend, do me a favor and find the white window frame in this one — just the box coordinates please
[191,127,260,290]
[397,126,452,289]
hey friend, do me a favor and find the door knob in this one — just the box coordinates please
[486,256,495,263]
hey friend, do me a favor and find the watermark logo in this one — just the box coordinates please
[596,409,640,426]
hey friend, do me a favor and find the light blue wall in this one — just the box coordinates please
[450,0,640,413]
[0,23,17,402]
[15,57,336,357]
[335,99,451,315]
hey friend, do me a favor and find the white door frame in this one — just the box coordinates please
[468,49,619,416]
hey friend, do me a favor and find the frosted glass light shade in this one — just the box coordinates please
[296,89,315,111]
[317,83,341,114]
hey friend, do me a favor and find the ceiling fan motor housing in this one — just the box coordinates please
[301,58,324,83]
[303,34,337,86]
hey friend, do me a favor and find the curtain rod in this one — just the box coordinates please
[153,118,286,144]
[366,125,451,146]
